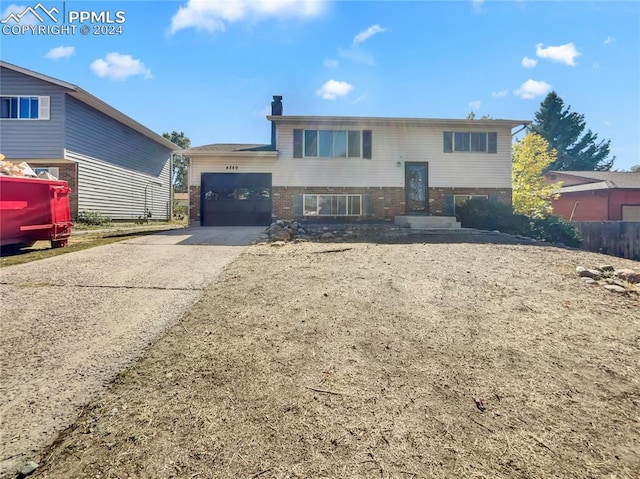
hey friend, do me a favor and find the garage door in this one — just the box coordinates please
[201,173,272,226]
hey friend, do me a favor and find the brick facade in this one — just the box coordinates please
[189,183,511,224]
[57,163,78,220]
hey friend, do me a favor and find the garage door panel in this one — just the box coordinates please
[201,173,272,226]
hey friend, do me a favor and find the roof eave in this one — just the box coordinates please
[267,115,531,128]
[182,150,278,158]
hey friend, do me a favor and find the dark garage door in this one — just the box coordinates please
[201,173,272,226]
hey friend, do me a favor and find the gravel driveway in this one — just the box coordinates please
[0,227,262,477]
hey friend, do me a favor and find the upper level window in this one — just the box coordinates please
[294,129,372,159]
[0,96,50,120]
[443,131,497,153]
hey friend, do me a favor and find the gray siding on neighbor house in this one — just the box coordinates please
[65,95,171,177]
[67,150,171,220]
[0,67,65,158]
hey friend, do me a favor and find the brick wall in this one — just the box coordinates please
[57,163,78,220]
[189,185,201,225]
[429,187,512,215]
[189,184,513,225]
[273,186,405,222]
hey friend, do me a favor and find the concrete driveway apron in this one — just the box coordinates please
[0,227,263,477]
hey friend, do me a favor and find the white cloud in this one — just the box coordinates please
[521,56,537,68]
[316,79,353,100]
[338,47,375,66]
[514,79,552,100]
[169,0,325,34]
[90,53,153,80]
[604,36,615,45]
[468,100,481,110]
[1,4,38,25]
[352,24,387,47]
[45,46,75,60]
[472,0,485,12]
[535,42,581,66]
[323,58,338,69]
[492,89,509,98]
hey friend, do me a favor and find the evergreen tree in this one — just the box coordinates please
[529,92,614,171]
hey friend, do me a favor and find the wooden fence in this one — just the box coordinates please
[574,222,640,261]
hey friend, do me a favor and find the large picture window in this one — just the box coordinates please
[0,96,49,120]
[294,129,372,159]
[443,132,497,153]
[303,194,362,216]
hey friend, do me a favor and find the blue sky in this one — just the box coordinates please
[1,0,638,169]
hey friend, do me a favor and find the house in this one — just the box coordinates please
[0,60,176,221]
[184,96,529,226]
[545,171,640,221]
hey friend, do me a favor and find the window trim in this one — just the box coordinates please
[302,194,362,216]
[297,129,371,159]
[0,95,49,120]
[443,131,497,153]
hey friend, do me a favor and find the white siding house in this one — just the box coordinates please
[185,96,528,226]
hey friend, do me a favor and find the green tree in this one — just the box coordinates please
[512,133,563,218]
[629,164,640,173]
[163,131,190,193]
[529,91,614,171]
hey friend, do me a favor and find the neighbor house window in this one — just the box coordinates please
[33,167,60,178]
[294,129,372,159]
[454,194,488,212]
[443,132,497,153]
[0,96,49,120]
[303,194,362,216]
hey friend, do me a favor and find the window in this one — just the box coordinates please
[33,167,60,178]
[303,194,362,216]
[443,132,497,153]
[0,96,49,120]
[294,129,372,159]
[454,194,488,212]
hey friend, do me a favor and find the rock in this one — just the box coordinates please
[19,461,38,476]
[270,230,290,242]
[604,284,628,293]
[599,264,615,272]
[297,228,306,235]
[575,266,586,274]
[581,277,598,285]
[578,269,603,280]
[270,241,286,247]
[276,219,285,227]
[268,224,282,235]
[322,226,330,232]
[320,232,334,240]
[615,269,640,284]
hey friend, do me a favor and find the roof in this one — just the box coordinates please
[0,60,177,151]
[182,143,277,157]
[268,115,530,129]
[549,171,640,190]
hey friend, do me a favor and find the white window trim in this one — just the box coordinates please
[0,95,50,120]
[444,131,497,153]
[303,129,362,159]
[303,194,363,216]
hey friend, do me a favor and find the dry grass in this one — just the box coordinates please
[34,242,639,478]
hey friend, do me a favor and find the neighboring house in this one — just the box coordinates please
[0,60,176,221]
[185,96,529,226]
[545,171,640,221]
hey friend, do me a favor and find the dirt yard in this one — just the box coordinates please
[31,241,639,479]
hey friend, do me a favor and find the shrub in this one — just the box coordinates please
[455,197,582,247]
[77,210,112,226]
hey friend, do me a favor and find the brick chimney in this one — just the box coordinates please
[271,95,282,148]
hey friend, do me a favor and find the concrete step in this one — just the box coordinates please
[394,215,461,229]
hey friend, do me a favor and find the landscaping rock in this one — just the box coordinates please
[615,269,640,284]
[19,460,38,476]
[270,241,286,247]
[604,284,628,294]
[320,232,335,240]
[578,269,603,280]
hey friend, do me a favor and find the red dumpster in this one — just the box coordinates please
[0,175,73,249]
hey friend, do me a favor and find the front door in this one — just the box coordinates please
[405,162,428,214]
